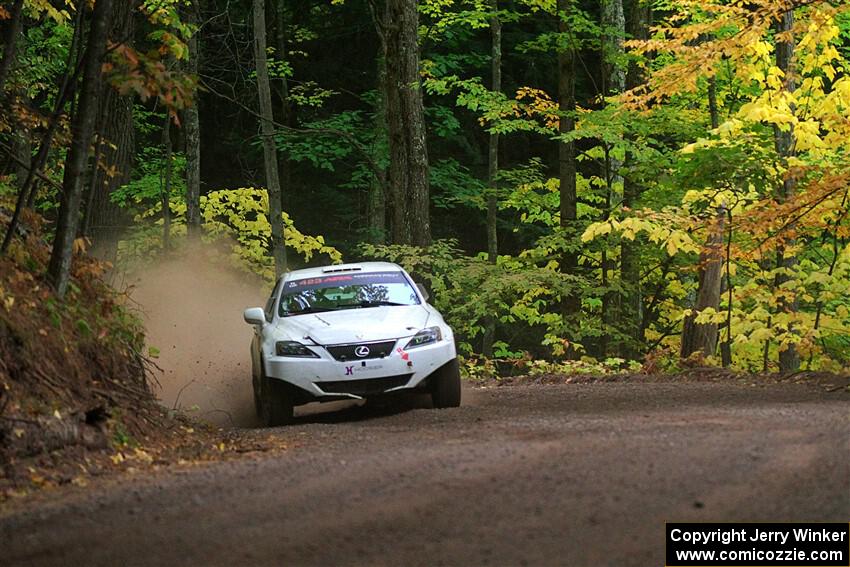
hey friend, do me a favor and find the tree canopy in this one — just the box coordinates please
[1,0,849,374]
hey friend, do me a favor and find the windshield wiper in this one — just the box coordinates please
[284,306,341,316]
[356,300,410,308]
[308,300,411,312]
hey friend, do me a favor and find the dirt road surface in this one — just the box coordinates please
[2,382,848,566]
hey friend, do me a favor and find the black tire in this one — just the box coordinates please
[258,374,295,426]
[252,372,262,416]
[431,358,462,408]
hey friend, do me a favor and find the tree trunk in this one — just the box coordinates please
[368,54,388,244]
[708,75,719,129]
[382,0,431,247]
[557,0,579,320]
[602,0,625,94]
[0,0,24,95]
[773,10,799,373]
[680,210,725,359]
[486,0,500,264]
[11,128,30,189]
[87,0,135,263]
[161,113,173,250]
[253,0,287,276]
[47,0,113,297]
[720,208,733,367]
[619,0,650,356]
[82,89,112,237]
[681,72,723,360]
[274,0,293,213]
[86,91,134,261]
[601,0,625,357]
[185,0,202,238]
[482,0,501,358]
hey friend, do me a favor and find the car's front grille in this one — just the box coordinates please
[316,374,412,396]
[325,340,396,361]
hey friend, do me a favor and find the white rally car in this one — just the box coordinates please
[243,262,461,425]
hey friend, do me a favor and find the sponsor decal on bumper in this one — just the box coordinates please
[344,363,385,376]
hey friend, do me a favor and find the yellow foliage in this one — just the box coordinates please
[201,188,343,281]
[26,0,72,23]
[132,187,342,282]
[582,215,698,256]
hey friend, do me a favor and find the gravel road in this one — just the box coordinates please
[1,382,848,566]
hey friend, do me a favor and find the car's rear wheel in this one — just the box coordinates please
[258,374,295,426]
[431,358,461,408]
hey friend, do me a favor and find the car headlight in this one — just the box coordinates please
[275,341,319,358]
[404,326,442,349]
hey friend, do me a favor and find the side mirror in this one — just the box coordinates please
[416,282,430,301]
[243,307,266,326]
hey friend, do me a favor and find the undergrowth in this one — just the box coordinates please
[0,202,157,465]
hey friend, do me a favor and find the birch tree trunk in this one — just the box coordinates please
[47,0,113,297]
[253,0,287,276]
[602,0,625,94]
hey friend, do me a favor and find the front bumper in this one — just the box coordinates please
[263,337,457,400]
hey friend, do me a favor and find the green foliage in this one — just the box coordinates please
[17,19,73,101]
[10,0,850,384]
[111,145,187,213]
[359,240,569,356]
[460,354,643,382]
[140,0,197,58]
[289,81,337,108]
[249,47,294,81]
[273,111,368,172]
[579,2,850,371]
[430,159,486,209]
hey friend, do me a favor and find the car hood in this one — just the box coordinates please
[277,305,431,345]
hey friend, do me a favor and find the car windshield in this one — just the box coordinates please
[279,271,420,316]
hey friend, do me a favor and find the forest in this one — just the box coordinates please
[1,0,849,377]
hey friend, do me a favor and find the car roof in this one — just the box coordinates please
[281,261,404,282]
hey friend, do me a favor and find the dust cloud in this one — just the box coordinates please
[126,246,267,428]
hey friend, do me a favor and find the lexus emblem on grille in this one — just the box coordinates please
[354,346,370,358]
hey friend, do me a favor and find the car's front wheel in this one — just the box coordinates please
[257,374,295,426]
[431,358,462,408]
